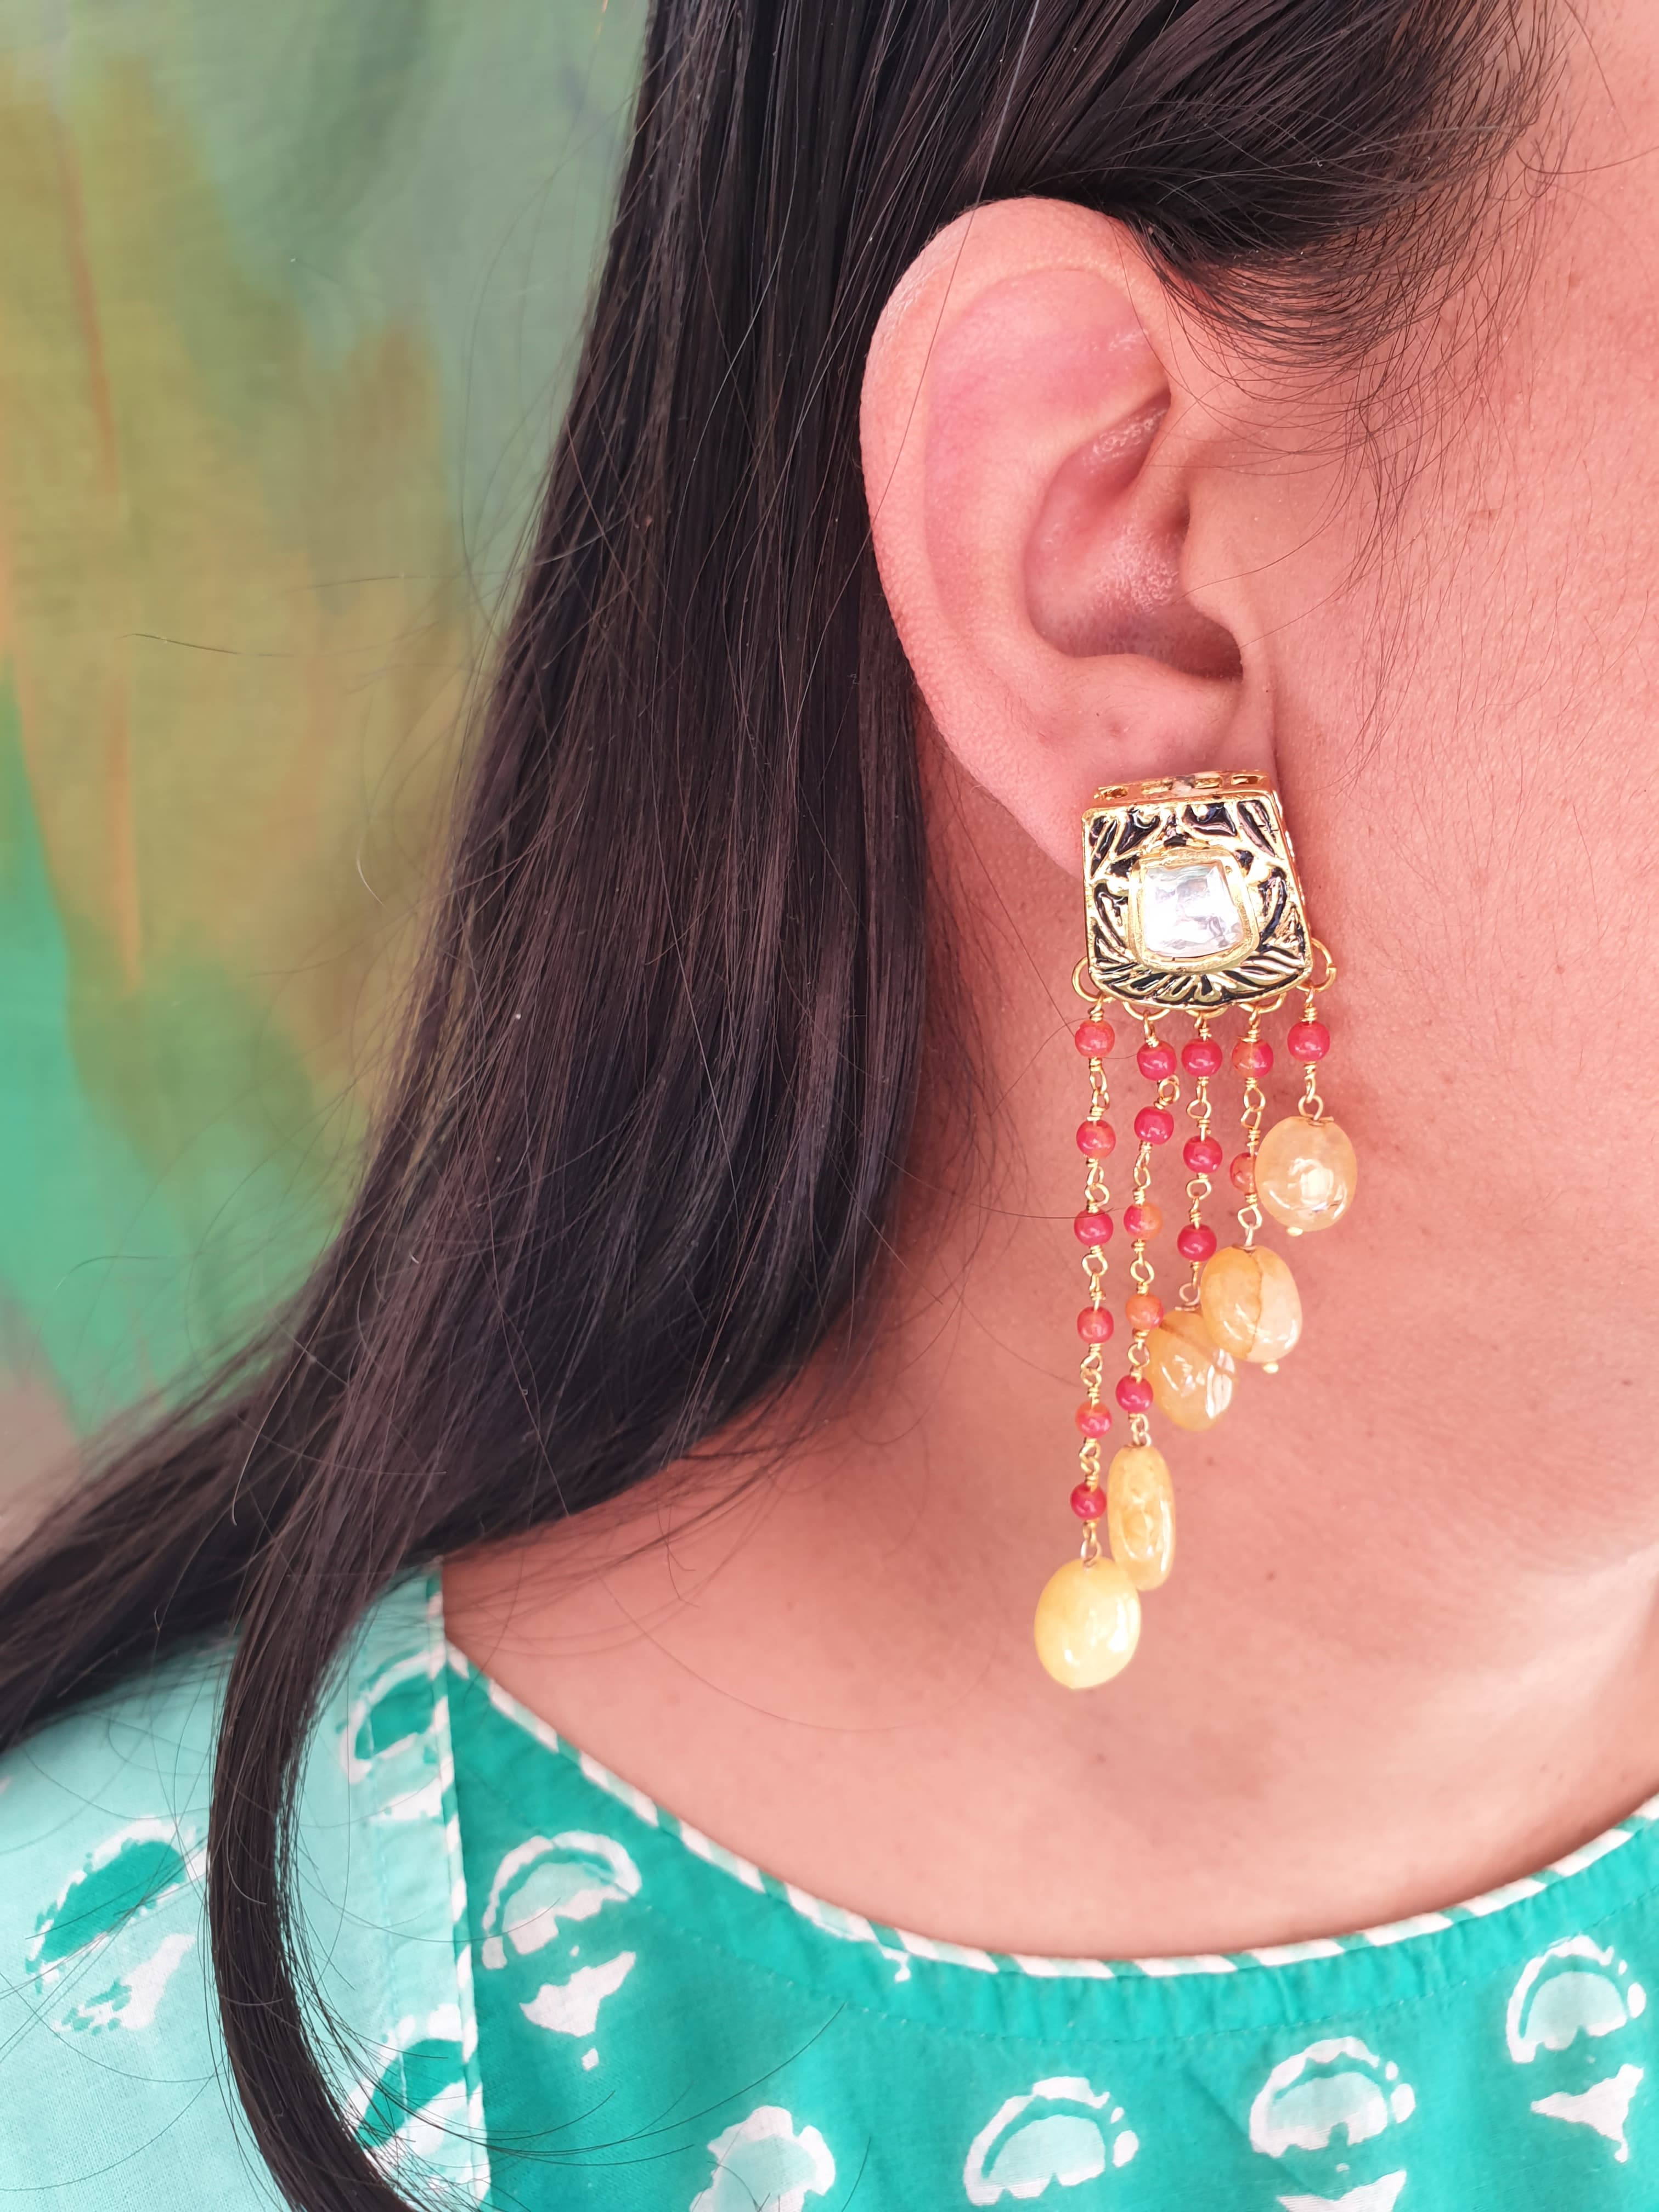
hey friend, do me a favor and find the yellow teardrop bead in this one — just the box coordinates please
[1199,1244,1302,1364]
[1146,1308,1235,1431]
[1107,1443,1176,1589]
[1256,1116,1358,1233]
[1032,1556,1142,1688]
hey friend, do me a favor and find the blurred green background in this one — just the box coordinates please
[0,0,646,1485]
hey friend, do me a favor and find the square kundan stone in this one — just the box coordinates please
[1131,853,1254,966]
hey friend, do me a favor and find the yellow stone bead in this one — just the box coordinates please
[1032,1556,1142,1688]
[1107,1443,1176,1590]
[1146,1308,1235,1431]
[1199,1244,1302,1364]
[1256,1116,1358,1234]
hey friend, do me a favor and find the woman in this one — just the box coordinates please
[3,0,1651,2204]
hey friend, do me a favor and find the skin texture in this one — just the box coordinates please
[447,1,1659,1959]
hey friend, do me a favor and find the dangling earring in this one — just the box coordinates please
[1033,771,1355,1689]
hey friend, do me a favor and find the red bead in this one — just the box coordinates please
[1077,1307,1115,1342]
[1134,1106,1175,1144]
[1288,1020,1331,1063]
[1176,1222,1217,1261]
[1123,1201,1162,1238]
[1076,1121,1116,1157]
[1182,1036,1223,1076]
[1115,1374,1153,1413]
[1183,1135,1223,1173]
[1073,1210,1114,1245]
[1125,1292,1164,1331]
[1075,1401,1114,1436]
[1232,1036,1273,1076]
[1136,1041,1176,1080]
[1074,1018,1116,1056]
[1070,1482,1107,1521]
[1229,1152,1256,1194]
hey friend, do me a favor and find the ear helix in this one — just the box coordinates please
[1033,771,1356,1689]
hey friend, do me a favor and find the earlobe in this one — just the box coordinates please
[861,200,1256,869]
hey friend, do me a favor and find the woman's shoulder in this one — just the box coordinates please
[0,1639,228,1961]
[0,1578,484,2206]
[0,1638,230,2019]
[0,1641,271,2203]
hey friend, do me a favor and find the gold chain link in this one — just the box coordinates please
[1180,1013,1214,1305]
[1124,1012,1179,1451]
[1296,940,1338,1124]
[1236,1006,1267,1250]
[1075,994,1113,1548]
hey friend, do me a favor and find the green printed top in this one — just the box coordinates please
[3,1574,1659,2210]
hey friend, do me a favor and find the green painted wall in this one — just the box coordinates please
[0,1,646,1470]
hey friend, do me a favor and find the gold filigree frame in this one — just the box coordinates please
[1082,771,1312,1010]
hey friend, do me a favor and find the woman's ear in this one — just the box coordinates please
[861,199,1274,870]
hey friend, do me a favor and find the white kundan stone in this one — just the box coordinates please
[1137,857,1249,962]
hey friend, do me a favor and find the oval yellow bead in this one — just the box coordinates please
[1146,1308,1236,1431]
[1256,1116,1358,1234]
[1199,1244,1302,1364]
[1032,1556,1142,1688]
[1107,1443,1176,1590]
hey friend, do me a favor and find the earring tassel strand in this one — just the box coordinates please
[1035,774,1357,1688]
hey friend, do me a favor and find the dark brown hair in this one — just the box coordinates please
[0,3,1547,2205]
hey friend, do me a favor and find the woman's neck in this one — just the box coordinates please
[445,761,1659,1959]
[444,1284,1659,1960]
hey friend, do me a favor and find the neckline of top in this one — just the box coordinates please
[444,1630,1659,1992]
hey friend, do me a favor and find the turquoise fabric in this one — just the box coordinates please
[0,1577,486,2206]
[448,1649,1659,2211]
[5,1572,1659,2209]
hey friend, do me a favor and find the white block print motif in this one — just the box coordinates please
[25,1817,205,2035]
[1248,2038,1415,2210]
[479,1831,640,1968]
[520,1951,637,2035]
[346,2004,477,2191]
[1507,1936,1647,2162]
[340,1650,445,1822]
[963,2078,1140,2203]
[480,1831,642,2056]
[689,2106,834,2212]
